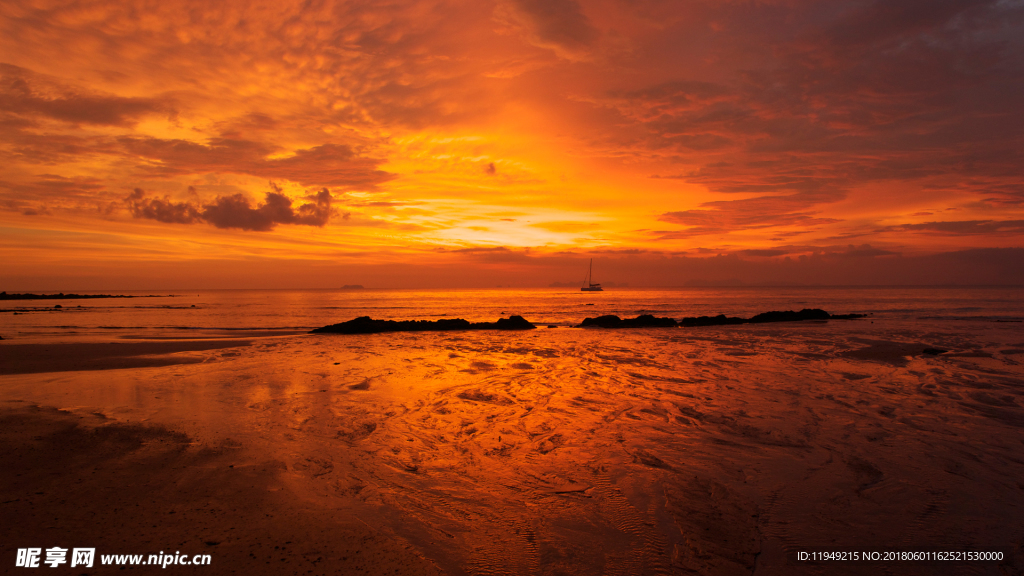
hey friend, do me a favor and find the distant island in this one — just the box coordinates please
[339,285,365,290]
[0,292,165,300]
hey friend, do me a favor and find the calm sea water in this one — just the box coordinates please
[2,286,1022,343]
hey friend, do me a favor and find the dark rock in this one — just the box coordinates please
[494,315,535,330]
[678,314,746,327]
[579,314,678,328]
[620,314,677,328]
[579,315,624,328]
[311,315,535,334]
[748,308,831,323]
[0,292,172,301]
[53,304,62,309]
[585,309,868,329]
[680,309,866,328]
[1,292,133,300]
[922,348,948,355]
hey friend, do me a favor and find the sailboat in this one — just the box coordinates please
[581,259,604,292]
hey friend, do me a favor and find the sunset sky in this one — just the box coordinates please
[2,0,1023,289]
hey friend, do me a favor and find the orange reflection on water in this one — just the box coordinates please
[3,319,1024,574]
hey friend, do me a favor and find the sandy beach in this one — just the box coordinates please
[3,313,1024,575]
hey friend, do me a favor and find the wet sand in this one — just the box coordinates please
[0,340,254,375]
[2,319,1024,575]
[0,404,441,575]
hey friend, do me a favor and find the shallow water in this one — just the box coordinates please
[3,297,1024,574]
[3,286,1022,343]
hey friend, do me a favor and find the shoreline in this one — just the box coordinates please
[0,340,253,375]
[0,292,173,300]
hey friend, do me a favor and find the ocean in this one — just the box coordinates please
[3,286,1023,342]
[2,286,1024,575]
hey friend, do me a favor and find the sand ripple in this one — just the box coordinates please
[3,318,1024,575]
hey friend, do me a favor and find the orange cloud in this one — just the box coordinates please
[1,0,1022,287]
[0,64,172,127]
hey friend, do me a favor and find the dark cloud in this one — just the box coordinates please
[879,220,1024,236]
[830,219,1024,240]
[201,193,291,232]
[125,187,333,231]
[586,248,648,255]
[439,246,515,254]
[831,245,900,258]
[501,0,598,57]
[679,243,900,261]
[657,194,841,238]
[0,130,119,165]
[513,0,596,47]
[818,0,994,51]
[125,188,202,225]
[292,188,333,227]
[118,137,392,190]
[0,64,169,127]
[738,249,790,257]
[0,175,109,213]
[486,162,497,175]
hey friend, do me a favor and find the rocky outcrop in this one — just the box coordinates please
[579,314,678,328]
[581,309,867,328]
[748,309,832,323]
[0,292,170,300]
[311,315,536,334]
[677,314,747,327]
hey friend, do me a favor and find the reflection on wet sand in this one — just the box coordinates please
[2,318,1024,575]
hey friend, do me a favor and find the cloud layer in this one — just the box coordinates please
[0,0,1022,286]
